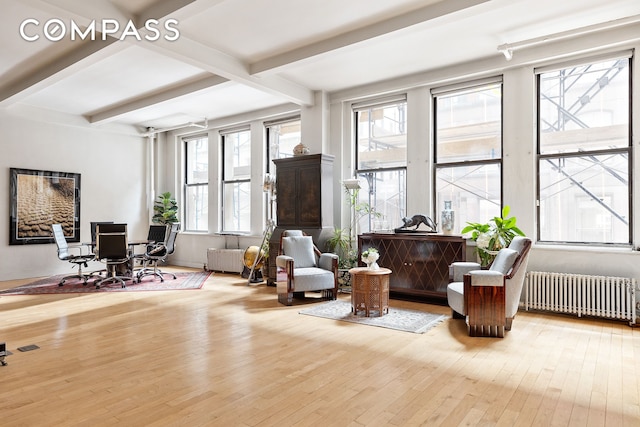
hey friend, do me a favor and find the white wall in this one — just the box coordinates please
[0,109,148,281]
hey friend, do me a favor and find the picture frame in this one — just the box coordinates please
[9,167,81,245]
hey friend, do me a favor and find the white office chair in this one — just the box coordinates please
[52,223,95,286]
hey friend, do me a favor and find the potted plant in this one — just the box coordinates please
[325,228,353,268]
[152,192,178,224]
[461,205,525,267]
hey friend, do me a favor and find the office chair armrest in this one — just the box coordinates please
[68,243,92,255]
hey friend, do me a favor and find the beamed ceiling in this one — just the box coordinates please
[1,0,639,134]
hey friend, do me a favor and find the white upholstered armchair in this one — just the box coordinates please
[276,230,339,306]
[447,236,532,337]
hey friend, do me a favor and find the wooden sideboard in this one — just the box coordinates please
[358,232,466,302]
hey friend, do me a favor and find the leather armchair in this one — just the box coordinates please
[276,230,339,306]
[447,236,532,337]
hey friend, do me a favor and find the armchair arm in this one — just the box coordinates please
[318,253,338,271]
[470,270,504,287]
[450,261,481,282]
[276,255,294,268]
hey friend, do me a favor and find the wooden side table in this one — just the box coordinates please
[349,267,392,317]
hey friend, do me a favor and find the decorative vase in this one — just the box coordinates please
[441,200,455,235]
[293,142,310,156]
[363,252,380,270]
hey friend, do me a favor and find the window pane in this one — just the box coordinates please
[436,163,501,233]
[539,59,629,154]
[539,154,629,243]
[224,130,251,180]
[185,184,208,231]
[185,136,208,232]
[223,182,250,232]
[357,102,407,170]
[436,83,501,163]
[268,119,300,165]
[356,170,405,232]
[186,137,208,184]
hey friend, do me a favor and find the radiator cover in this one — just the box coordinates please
[207,248,244,274]
[525,271,637,326]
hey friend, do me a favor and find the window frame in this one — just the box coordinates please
[220,128,251,233]
[183,134,209,233]
[535,55,632,246]
[433,78,504,229]
[353,97,408,233]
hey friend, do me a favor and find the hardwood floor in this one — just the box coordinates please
[1,268,639,426]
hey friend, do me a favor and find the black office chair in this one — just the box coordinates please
[94,223,130,289]
[90,221,114,246]
[136,223,180,283]
[131,224,168,272]
[52,223,95,286]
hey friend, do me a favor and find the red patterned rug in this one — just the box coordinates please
[0,271,211,295]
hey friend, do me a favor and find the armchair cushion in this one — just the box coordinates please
[489,248,518,274]
[280,267,335,292]
[507,236,528,254]
[282,236,316,268]
[447,281,465,316]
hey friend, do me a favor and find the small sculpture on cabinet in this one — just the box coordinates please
[394,214,437,233]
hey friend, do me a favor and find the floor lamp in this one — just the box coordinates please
[246,173,276,285]
[343,178,361,254]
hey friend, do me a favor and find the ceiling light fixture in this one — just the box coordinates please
[141,118,208,136]
[497,13,640,61]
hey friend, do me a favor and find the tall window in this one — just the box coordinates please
[434,80,503,230]
[537,56,631,244]
[222,128,251,232]
[184,135,208,232]
[265,117,300,224]
[266,117,301,166]
[354,98,407,232]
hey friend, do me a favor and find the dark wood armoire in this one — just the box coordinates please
[267,154,334,285]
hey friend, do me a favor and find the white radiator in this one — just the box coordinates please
[207,248,244,274]
[525,271,637,325]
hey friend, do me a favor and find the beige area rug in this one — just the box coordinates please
[299,300,447,334]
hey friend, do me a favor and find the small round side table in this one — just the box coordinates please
[349,267,392,317]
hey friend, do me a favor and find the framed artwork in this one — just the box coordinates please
[9,168,81,245]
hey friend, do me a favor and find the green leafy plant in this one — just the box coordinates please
[461,205,525,267]
[152,192,178,224]
[326,228,357,269]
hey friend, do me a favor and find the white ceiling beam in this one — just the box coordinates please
[142,36,315,106]
[17,0,132,24]
[136,0,225,23]
[250,0,491,75]
[0,0,206,107]
[87,74,228,124]
[0,39,121,107]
